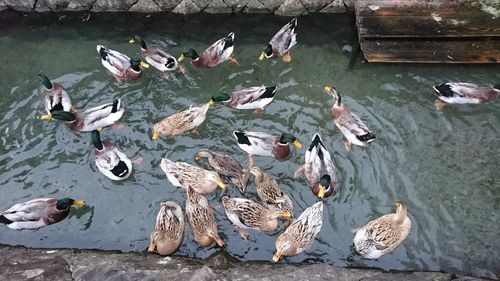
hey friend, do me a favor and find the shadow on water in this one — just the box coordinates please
[0,11,499,279]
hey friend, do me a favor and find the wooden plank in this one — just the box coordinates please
[358,9,500,38]
[361,39,500,63]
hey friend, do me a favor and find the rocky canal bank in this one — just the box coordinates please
[0,0,351,15]
[0,245,491,281]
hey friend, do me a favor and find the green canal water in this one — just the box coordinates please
[0,11,499,279]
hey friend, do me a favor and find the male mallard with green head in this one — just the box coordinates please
[39,74,73,120]
[129,36,185,79]
[233,131,302,167]
[178,32,238,68]
[294,133,337,199]
[97,45,149,82]
[91,129,132,181]
[41,99,124,132]
[259,18,297,62]
[209,85,277,114]
[1,197,85,230]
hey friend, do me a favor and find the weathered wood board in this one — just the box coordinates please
[355,0,500,63]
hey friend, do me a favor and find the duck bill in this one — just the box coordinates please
[72,199,85,206]
[208,99,215,105]
[280,211,293,219]
[140,61,150,69]
[317,185,326,199]
[40,114,53,121]
[259,51,265,61]
[215,178,226,189]
[272,251,282,262]
[129,38,136,44]
[292,140,302,148]
[152,130,159,140]
[213,235,224,247]
[147,241,156,252]
[177,54,186,62]
[194,154,202,161]
[323,85,334,92]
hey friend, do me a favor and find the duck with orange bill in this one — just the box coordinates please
[152,100,213,140]
[148,201,185,256]
[195,149,248,193]
[185,186,224,247]
[222,196,293,240]
[273,201,323,262]
[160,158,225,195]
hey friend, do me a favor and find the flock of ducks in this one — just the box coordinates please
[1,17,500,263]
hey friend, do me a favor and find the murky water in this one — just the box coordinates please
[0,11,499,279]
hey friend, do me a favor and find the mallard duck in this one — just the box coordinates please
[97,45,149,82]
[195,149,248,193]
[294,134,337,199]
[41,99,124,132]
[233,131,302,166]
[160,158,225,195]
[273,201,323,262]
[259,18,297,62]
[91,129,132,181]
[353,201,412,259]
[185,186,224,247]
[249,166,294,217]
[0,197,85,230]
[222,196,292,240]
[324,86,376,151]
[152,101,212,140]
[178,32,238,68]
[39,74,73,120]
[433,82,500,109]
[209,85,277,114]
[148,201,185,256]
[129,36,184,79]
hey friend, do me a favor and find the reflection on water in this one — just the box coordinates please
[0,11,499,279]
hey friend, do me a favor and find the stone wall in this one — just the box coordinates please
[0,0,353,14]
[0,245,489,281]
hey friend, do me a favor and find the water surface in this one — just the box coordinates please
[0,12,499,279]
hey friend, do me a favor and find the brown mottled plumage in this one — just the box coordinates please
[148,201,185,256]
[273,201,323,262]
[250,167,294,218]
[185,187,224,247]
[160,158,225,195]
[222,196,292,239]
[195,149,248,193]
[152,102,212,140]
[353,202,412,259]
